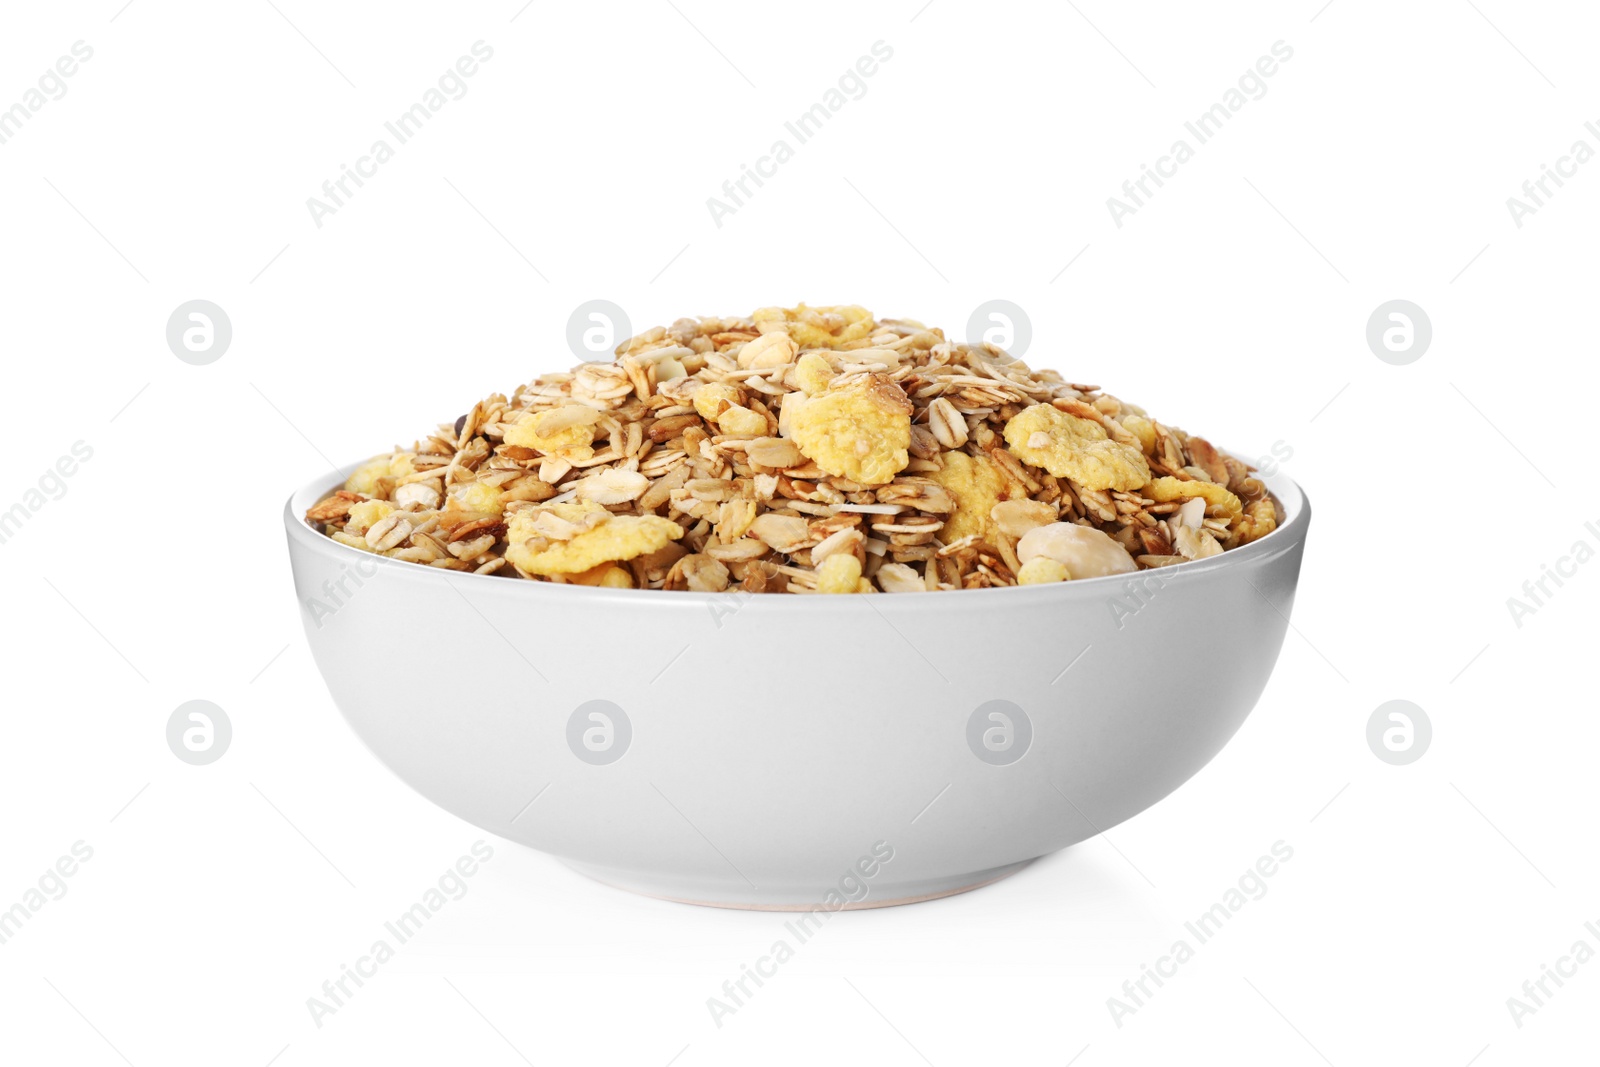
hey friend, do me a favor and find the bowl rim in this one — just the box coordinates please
[284,456,1309,608]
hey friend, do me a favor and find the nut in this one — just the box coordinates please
[748,513,816,554]
[737,331,799,369]
[991,498,1056,539]
[1016,522,1137,579]
[874,562,926,593]
[745,436,804,469]
[574,468,650,505]
[393,482,441,511]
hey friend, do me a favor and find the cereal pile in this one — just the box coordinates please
[304,305,1280,593]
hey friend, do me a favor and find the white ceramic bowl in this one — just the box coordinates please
[285,462,1309,909]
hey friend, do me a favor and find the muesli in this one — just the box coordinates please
[304,304,1280,593]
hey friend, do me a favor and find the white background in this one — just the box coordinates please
[1,1,1595,1064]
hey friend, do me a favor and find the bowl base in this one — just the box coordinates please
[559,858,1037,911]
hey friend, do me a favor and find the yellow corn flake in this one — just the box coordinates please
[567,562,635,588]
[1003,404,1151,492]
[1234,497,1279,544]
[928,451,1006,543]
[784,376,912,486]
[792,317,873,350]
[448,482,506,515]
[816,552,863,593]
[1120,414,1157,454]
[599,566,635,588]
[506,509,539,545]
[345,499,395,535]
[330,529,376,552]
[1017,557,1070,584]
[716,404,768,436]
[795,352,835,395]
[507,514,684,575]
[753,304,875,350]
[693,382,742,421]
[344,453,414,497]
[502,411,595,460]
[1145,476,1243,519]
[345,457,388,493]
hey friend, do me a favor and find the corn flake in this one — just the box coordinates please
[716,404,768,437]
[345,453,415,497]
[507,513,684,575]
[1017,557,1070,584]
[928,451,1006,543]
[1120,414,1157,454]
[1234,497,1279,544]
[447,482,506,516]
[816,552,863,593]
[795,353,835,395]
[754,304,875,350]
[567,562,635,588]
[1003,404,1150,492]
[503,411,595,460]
[1144,476,1243,519]
[345,499,394,535]
[692,382,741,421]
[784,376,912,486]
